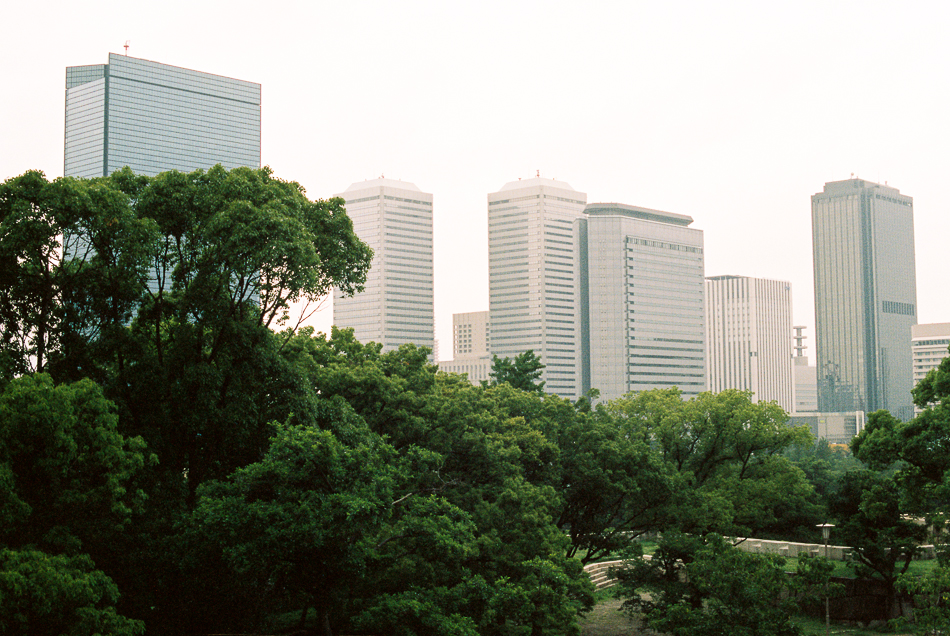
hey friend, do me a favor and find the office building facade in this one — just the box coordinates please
[438,311,492,384]
[911,323,950,413]
[812,179,917,421]
[582,203,706,401]
[65,53,261,178]
[488,178,587,399]
[333,178,434,355]
[705,276,794,411]
[788,411,866,445]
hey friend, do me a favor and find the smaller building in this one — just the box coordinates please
[912,323,950,412]
[788,411,865,445]
[705,276,794,411]
[793,326,818,413]
[439,311,493,385]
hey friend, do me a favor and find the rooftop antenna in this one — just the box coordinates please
[536,169,540,178]
[124,40,130,55]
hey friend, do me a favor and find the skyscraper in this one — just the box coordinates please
[488,178,587,399]
[333,178,434,354]
[65,53,260,178]
[812,178,917,421]
[705,276,794,411]
[581,203,706,401]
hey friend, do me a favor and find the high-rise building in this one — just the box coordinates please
[438,311,492,384]
[65,53,260,178]
[333,178,434,355]
[488,178,587,399]
[582,203,706,401]
[705,276,794,411]
[812,178,917,421]
[911,323,950,413]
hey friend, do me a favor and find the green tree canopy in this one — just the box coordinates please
[486,350,546,395]
[0,549,144,636]
[0,374,149,554]
[615,533,800,636]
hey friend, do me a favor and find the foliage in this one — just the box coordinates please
[785,438,863,511]
[893,565,950,635]
[487,350,546,395]
[192,406,479,635]
[0,170,157,379]
[0,373,149,554]
[282,328,595,635]
[605,388,816,538]
[0,549,144,636]
[829,469,927,616]
[553,401,675,563]
[615,533,800,636]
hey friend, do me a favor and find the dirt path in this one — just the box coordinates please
[578,598,657,636]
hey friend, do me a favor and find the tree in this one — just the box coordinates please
[829,469,927,618]
[487,350,546,395]
[0,170,157,380]
[553,401,675,563]
[893,565,950,635]
[192,408,477,636]
[615,533,800,636]
[0,375,148,636]
[0,549,144,636]
[0,374,149,554]
[283,328,596,634]
[605,388,815,538]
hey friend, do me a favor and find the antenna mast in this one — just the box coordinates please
[124,40,130,55]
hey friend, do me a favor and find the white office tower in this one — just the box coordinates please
[911,323,950,413]
[333,178,434,355]
[705,276,794,412]
[488,178,587,399]
[582,203,705,401]
[438,311,492,384]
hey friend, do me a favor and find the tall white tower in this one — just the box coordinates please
[333,178,434,355]
[705,276,794,411]
[487,177,587,399]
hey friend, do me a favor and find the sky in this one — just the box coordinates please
[3,0,949,360]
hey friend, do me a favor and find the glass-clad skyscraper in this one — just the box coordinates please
[812,178,917,421]
[581,203,706,400]
[333,178,434,355]
[488,178,587,400]
[65,53,260,178]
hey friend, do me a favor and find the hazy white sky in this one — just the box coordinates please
[3,1,948,359]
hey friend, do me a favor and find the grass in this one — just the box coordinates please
[792,614,909,635]
[781,556,938,578]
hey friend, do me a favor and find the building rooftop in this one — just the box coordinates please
[585,202,693,226]
[343,177,423,193]
[497,177,576,192]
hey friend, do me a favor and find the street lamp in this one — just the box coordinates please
[816,524,835,636]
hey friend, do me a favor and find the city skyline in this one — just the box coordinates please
[4,2,950,353]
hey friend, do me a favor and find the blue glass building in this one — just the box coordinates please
[65,53,260,178]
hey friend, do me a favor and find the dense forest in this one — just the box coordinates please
[1,166,949,635]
